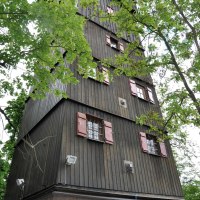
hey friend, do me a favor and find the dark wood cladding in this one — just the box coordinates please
[78,0,135,43]
[6,99,183,200]
[20,72,158,137]
[5,102,65,200]
[56,100,182,198]
[19,92,61,140]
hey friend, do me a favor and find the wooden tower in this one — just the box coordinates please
[5,1,183,200]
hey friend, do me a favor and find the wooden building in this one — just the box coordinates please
[5,1,184,200]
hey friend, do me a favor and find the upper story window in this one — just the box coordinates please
[88,65,110,85]
[110,37,118,48]
[136,84,147,99]
[139,132,167,157]
[106,35,124,52]
[77,112,113,144]
[129,79,155,103]
[107,6,114,14]
[146,134,160,155]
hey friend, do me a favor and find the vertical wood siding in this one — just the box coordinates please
[56,100,182,197]
[5,103,65,200]
[78,0,135,43]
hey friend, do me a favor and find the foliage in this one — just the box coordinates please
[90,0,200,133]
[183,181,200,200]
[0,91,27,200]
[0,0,95,99]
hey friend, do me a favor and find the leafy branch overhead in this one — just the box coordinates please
[0,0,95,99]
[97,0,200,130]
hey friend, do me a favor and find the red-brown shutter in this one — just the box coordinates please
[106,35,111,46]
[77,112,87,137]
[140,132,148,152]
[129,80,137,96]
[104,121,113,144]
[160,142,167,157]
[119,42,124,52]
[102,67,110,85]
[147,87,155,103]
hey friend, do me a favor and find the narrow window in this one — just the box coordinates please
[110,37,118,49]
[136,85,147,100]
[107,6,114,14]
[146,134,160,155]
[87,115,103,141]
[139,132,167,157]
[130,79,155,103]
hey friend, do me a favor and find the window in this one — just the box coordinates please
[77,112,113,144]
[110,37,118,49]
[129,79,155,103]
[87,115,103,141]
[136,84,147,99]
[88,66,110,85]
[139,132,167,157]
[106,35,124,52]
[107,6,114,14]
[146,134,160,155]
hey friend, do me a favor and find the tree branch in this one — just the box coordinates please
[171,0,200,54]
[0,107,18,136]
[157,30,200,115]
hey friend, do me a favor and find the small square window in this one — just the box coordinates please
[146,135,160,155]
[107,6,114,14]
[110,37,118,49]
[87,115,103,141]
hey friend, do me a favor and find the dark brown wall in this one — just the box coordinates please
[5,102,65,200]
[19,19,153,139]
[6,99,182,200]
[78,0,135,43]
[57,100,182,198]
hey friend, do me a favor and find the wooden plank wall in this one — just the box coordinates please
[78,0,135,43]
[19,20,156,137]
[5,103,65,200]
[6,99,182,199]
[57,100,183,198]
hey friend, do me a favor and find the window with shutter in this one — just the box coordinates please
[77,113,113,144]
[106,35,125,52]
[130,80,155,103]
[139,132,167,157]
